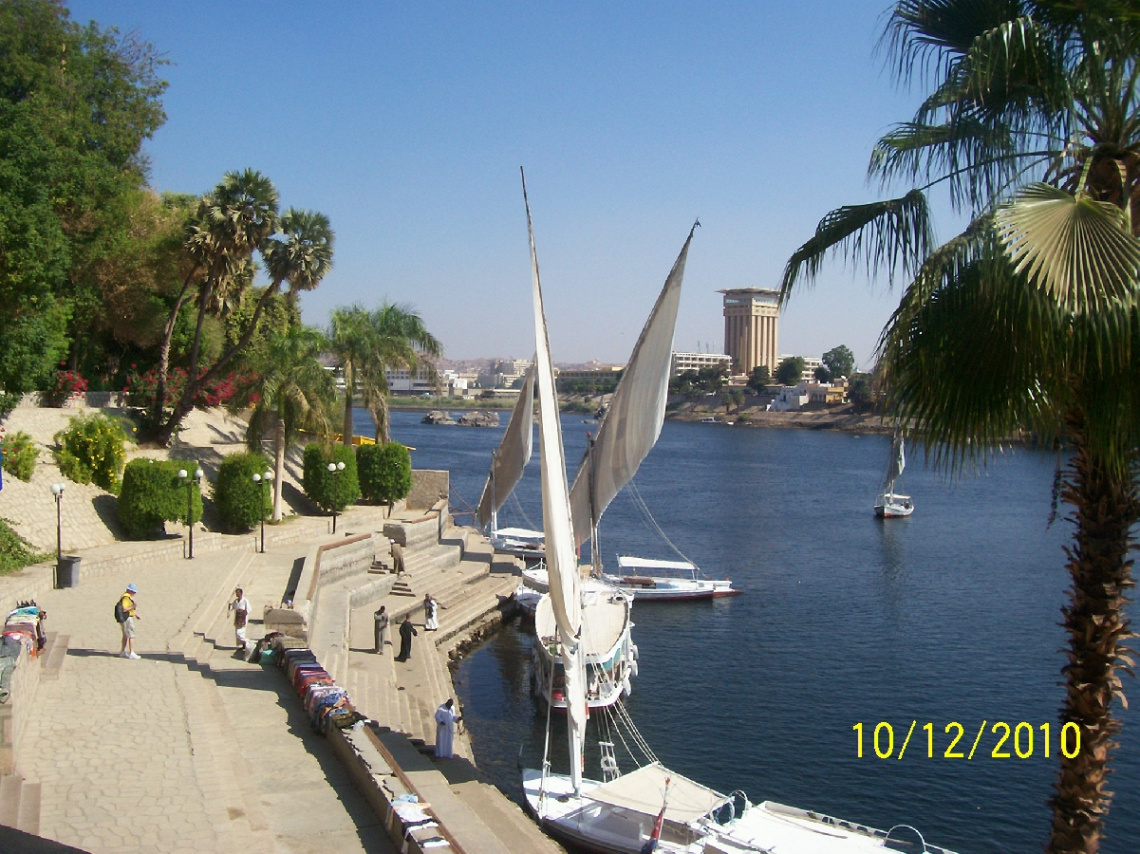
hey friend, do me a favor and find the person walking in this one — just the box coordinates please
[434,698,462,759]
[373,605,389,653]
[423,594,439,631]
[390,539,406,576]
[118,584,140,659]
[395,616,418,662]
[228,588,250,653]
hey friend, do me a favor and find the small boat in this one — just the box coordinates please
[874,433,914,518]
[489,526,545,559]
[603,556,739,600]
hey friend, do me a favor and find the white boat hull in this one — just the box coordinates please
[874,492,914,518]
[604,557,738,601]
[523,765,958,854]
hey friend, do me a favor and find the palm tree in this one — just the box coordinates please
[235,325,336,521]
[366,302,442,444]
[155,203,333,447]
[329,302,441,445]
[780,4,1140,851]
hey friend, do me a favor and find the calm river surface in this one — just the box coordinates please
[378,408,1139,854]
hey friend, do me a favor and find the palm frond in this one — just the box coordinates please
[780,190,933,303]
[996,182,1140,312]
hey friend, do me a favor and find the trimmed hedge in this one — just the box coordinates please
[302,443,360,514]
[357,442,412,506]
[119,458,203,539]
[214,452,272,532]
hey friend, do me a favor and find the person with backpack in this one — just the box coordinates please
[117,584,140,659]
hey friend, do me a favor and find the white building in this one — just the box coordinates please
[671,352,732,375]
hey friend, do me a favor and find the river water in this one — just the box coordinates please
[376,408,1139,854]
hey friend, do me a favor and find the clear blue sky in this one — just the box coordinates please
[68,1,934,370]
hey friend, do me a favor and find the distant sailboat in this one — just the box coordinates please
[874,433,914,518]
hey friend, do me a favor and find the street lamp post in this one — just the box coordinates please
[51,482,65,585]
[328,460,345,533]
[253,470,273,553]
[178,468,204,559]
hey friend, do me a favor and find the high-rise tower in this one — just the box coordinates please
[720,288,780,375]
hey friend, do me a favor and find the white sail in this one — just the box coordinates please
[884,433,906,487]
[475,364,535,531]
[522,172,586,789]
[570,224,697,552]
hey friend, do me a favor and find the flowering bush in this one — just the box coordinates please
[54,412,128,493]
[42,363,88,407]
[122,365,257,411]
[0,430,39,482]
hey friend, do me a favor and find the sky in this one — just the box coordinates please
[66,1,942,370]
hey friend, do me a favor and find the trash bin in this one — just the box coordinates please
[56,555,81,589]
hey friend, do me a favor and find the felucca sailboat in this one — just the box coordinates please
[518,182,957,854]
[874,433,914,518]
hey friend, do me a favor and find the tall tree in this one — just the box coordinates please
[0,0,166,412]
[329,302,441,445]
[234,325,336,522]
[822,345,855,380]
[781,3,1140,850]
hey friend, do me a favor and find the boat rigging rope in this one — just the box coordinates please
[605,699,659,764]
[626,478,698,569]
[506,490,539,531]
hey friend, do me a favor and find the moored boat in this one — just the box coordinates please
[603,556,739,600]
[874,433,914,518]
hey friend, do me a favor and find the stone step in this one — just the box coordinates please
[452,779,563,854]
[0,774,38,835]
[40,632,68,681]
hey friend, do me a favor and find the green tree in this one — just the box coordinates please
[774,356,804,386]
[822,345,855,380]
[302,443,359,515]
[0,0,166,409]
[234,325,337,522]
[746,365,770,391]
[330,302,441,445]
[780,4,1140,849]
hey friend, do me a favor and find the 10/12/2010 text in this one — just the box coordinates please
[852,721,1082,760]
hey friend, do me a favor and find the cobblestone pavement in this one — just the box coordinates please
[14,510,393,854]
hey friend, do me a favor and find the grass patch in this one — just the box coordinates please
[0,518,51,575]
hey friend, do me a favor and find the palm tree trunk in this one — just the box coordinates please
[373,396,390,444]
[343,386,355,446]
[272,414,285,522]
[151,273,197,430]
[1048,419,1138,854]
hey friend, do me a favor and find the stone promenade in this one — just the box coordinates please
[0,505,562,853]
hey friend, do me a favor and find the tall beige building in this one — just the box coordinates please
[720,288,780,374]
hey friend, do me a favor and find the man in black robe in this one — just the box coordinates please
[395,616,418,661]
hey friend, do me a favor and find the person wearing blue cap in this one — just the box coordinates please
[118,584,140,659]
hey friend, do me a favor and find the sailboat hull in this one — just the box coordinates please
[522,766,959,854]
[873,492,914,518]
[603,556,739,601]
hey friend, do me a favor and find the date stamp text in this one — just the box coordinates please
[853,721,1082,760]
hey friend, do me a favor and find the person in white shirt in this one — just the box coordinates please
[228,588,251,653]
[434,698,462,758]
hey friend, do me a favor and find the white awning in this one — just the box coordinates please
[617,556,696,572]
[586,763,726,825]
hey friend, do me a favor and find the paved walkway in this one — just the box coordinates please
[11,508,394,853]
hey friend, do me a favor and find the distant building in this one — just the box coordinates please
[720,288,780,375]
[671,352,732,375]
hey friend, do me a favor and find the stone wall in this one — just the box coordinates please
[407,470,448,511]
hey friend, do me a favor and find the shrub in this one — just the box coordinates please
[0,518,51,575]
[214,452,272,532]
[54,412,128,492]
[118,458,202,539]
[41,363,89,407]
[303,443,360,514]
[1,431,39,482]
[357,442,412,507]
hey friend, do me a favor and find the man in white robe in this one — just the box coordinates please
[434,698,461,759]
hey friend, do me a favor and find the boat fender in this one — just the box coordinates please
[622,675,632,698]
[600,755,619,774]
[630,658,639,678]
[630,643,639,660]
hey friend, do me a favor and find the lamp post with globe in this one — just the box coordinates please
[178,468,204,558]
[51,482,65,583]
[252,470,274,553]
[328,460,345,533]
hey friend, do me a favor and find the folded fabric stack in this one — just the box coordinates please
[3,604,45,657]
[271,642,365,734]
